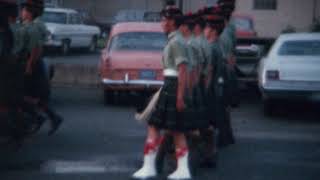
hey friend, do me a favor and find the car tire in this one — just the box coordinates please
[88,37,97,53]
[103,90,115,105]
[263,99,276,117]
[61,40,70,55]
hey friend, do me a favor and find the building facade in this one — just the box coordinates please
[235,0,320,37]
[51,0,319,37]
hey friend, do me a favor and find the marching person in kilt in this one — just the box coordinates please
[200,5,228,167]
[179,12,208,132]
[218,0,240,108]
[133,5,198,180]
[20,0,63,135]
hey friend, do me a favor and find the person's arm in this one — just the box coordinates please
[26,47,41,74]
[177,63,187,112]
[172,42,189,112]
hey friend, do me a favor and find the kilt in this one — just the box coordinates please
[149,77,209,132]
[24,59,50,103]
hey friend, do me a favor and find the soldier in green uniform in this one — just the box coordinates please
[20,0,63,135]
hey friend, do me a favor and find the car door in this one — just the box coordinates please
[68,13,83,47]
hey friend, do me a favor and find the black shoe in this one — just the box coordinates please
[48,115,63,136]
[28,114,46,135]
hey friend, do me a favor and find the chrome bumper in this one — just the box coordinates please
[102,79,164,87]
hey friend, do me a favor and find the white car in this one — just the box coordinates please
[258,33,320,115]
[43,8,101,54]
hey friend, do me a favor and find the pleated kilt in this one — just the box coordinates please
[24,59,50,103]
[148,77,209,132]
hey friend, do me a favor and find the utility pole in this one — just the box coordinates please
[178,0,183,10]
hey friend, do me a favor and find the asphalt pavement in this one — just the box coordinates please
[1,52,320,180]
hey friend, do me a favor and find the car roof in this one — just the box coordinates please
[45,8,78,14]
[278,33,320,41]
[232,13,253,19]
[110,22,163,36]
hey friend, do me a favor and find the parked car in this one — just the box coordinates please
[43,7,101,54]
[233,14,274,85]
[258,33,320,115]
[99,22,166,104]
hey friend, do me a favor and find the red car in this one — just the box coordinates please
[99,22,166,104]
[232,14,257,38]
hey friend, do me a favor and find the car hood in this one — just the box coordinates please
[109,51,162,70]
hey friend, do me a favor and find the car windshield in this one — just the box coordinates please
[233,17,253,31]
[278,40,320,56]
[42,11,67,24]
[109,32,166,52]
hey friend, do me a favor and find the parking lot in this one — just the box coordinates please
[1,52,320,180]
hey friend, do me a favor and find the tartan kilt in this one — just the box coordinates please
[149,77,209,132]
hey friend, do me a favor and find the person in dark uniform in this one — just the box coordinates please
[218,0,240,108]
[0,0,26,142]
[216,0,237,147]
[199,6,227,167]
[132,5,195,180]
[20,0,63,135]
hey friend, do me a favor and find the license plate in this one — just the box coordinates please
[139,70,156,80]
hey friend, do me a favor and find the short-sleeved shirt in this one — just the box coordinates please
[162,31,188,71]
[185,36,200,71]
[22,21,42,53]
[195,34,208,67]
[10,23,28,56]
[33,17,49,46]
[219,28,232,59]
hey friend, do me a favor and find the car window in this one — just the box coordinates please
[143,12,161,22]
[69,13,82,24]
[114,10,145,23]
[278,40,320,56]
[233,17,253,31]
[42,11,67,24]
[109,32,166,52]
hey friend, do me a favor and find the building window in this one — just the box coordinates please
[254,0,277,10]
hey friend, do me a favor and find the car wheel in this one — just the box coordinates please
[88,37,97,53]
[263,99,276,117]
[61,40,70,55]
[103,90,115,105]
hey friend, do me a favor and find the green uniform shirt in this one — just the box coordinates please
[185,36,200,72]
[22,21,42,53]
[162,31,188,71]
[33,17,49,46]
[10,23,28,56]
[195,34,209,74]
